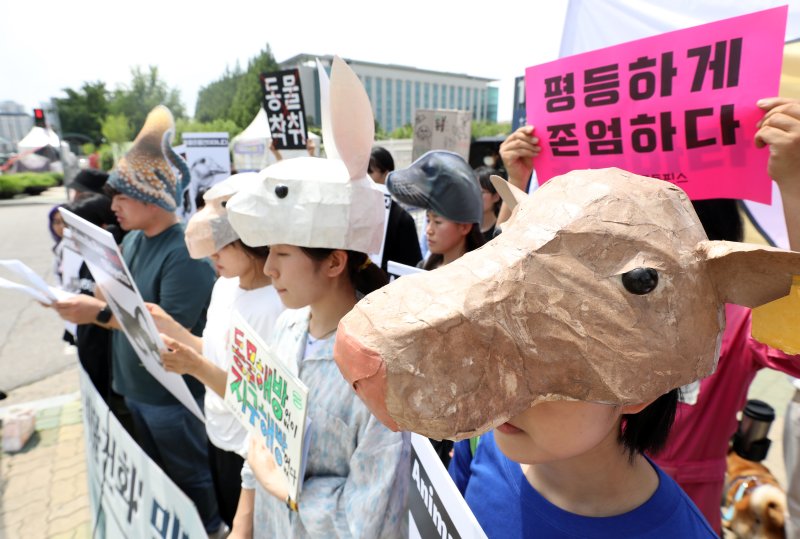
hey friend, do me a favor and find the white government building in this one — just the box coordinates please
[279,54,499,133]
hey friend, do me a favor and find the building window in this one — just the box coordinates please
[376,77,383,130]
[386,78,393,132]
[396,80,403,129]
[449,85,455,109]
[433,84,438,109]
[469,88,475,116]
[401,80,409,128]
[406,80,413,126]
[458,86,464,110]
[415,81,421,110]
[364,76,373,112]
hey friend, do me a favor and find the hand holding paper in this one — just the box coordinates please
[247,435,290,503]
[0,259,70,304]
[52,294,106,325]
[160,334,203,376]
[756,97,800,250]
[756,98,800,191]
[146,303,183,339]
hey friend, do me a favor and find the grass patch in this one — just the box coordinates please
[0,172,60,198]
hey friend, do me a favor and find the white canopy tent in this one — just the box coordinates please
[230,108,320,172]
[14,126,62,172]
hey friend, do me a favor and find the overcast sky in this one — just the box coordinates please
[2,1,570,122]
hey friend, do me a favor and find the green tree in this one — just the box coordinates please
[101,114,132,143]
[229,45,280,129]
[471,121,511,138]
[174,118,242,145]
[109,66,186,134]
[194,63,244,123]
[389,124,413,139]
[54,81,109,144]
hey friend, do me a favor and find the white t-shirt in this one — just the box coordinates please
[202,276,284,454]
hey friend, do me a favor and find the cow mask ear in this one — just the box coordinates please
[490,175,528,212]
[698,240,800,308]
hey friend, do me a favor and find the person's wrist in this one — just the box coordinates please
[507,171,531,191]
[776,176,800,197]
[95,304,112,324]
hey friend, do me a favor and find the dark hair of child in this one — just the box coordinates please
[620,388,680,461]
[691,199,744,242]
[300,248,390,296]
[422,224,486,271]
[474,166,502,215]
[369,146,395,175]
[231,239,269,260]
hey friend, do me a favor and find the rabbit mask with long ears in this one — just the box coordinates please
[333,168,800,441]
[226,57,385,254]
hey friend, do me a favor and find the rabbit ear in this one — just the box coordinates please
[316,59,339,161]
[329,56,375,181]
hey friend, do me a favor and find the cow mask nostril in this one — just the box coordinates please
[621,267,659,295]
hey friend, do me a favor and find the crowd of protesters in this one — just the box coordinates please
[44,53,800,539]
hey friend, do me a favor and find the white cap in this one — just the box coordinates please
[184,173,258,258]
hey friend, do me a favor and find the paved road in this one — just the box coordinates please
[0,187,79,393]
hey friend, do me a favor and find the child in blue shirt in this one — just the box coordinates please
[449,394,716,538]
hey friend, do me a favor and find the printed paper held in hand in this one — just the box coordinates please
[58,209,204,421]
[0,259,75,304]
[224,312,310,501]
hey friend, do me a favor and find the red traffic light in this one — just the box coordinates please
[32,108,46,128]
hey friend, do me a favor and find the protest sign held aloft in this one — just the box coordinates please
[412,109,472,162]
[180,132,231,219]
[261,68,308,150]
[525,6,788,204]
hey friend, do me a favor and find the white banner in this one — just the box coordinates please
[80,367,206,538]
[386,260,424,281]
[181,132,231,219]
[60,209,204,421]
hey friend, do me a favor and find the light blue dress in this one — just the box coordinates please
[241,307,410,538]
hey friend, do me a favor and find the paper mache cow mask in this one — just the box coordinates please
[333,168,800,441]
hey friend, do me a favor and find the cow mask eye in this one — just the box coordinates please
[621,267,659,295]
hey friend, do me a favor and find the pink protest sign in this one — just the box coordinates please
[525,6,787,203]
